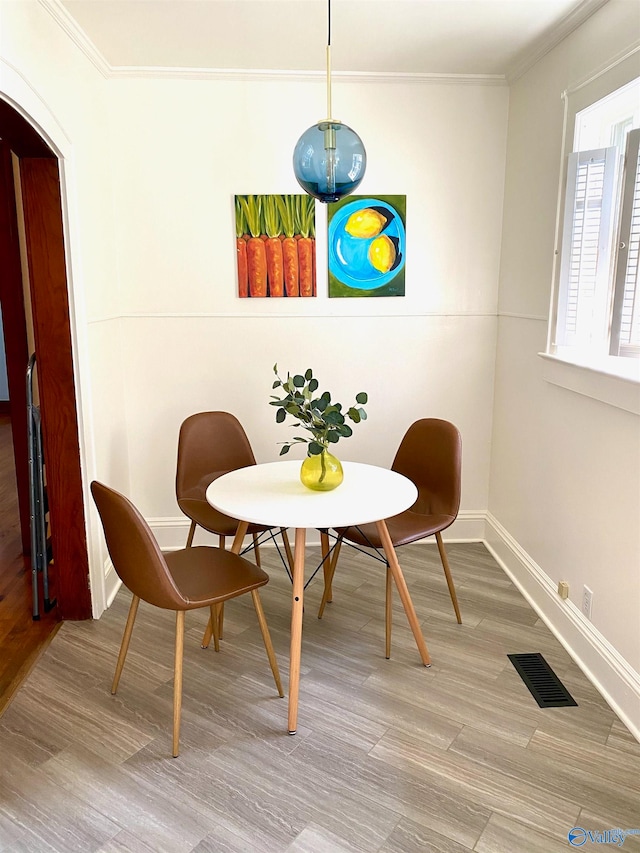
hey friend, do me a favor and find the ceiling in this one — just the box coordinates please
[58,0,608,78]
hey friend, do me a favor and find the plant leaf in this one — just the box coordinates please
[325,410,343,425]
[356,392,368,404]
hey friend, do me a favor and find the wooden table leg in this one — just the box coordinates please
[385,567,392,659]
[320,530,332,604]
[375,520,431,666]
[288,527,306,734]
[229,521,250,555]
[201,521,248,649]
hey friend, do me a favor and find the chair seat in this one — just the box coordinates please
[165,546,269,608]
[178,497,271,538]
[336,511,456,549]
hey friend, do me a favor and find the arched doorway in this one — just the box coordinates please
[0,98,91,637]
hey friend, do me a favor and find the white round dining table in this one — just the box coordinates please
[207,460,431,734]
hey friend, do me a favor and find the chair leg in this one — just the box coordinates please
[318,536,342,619]
[111,595,140,694]
[201,613,214,649]
[252,533,262,568]
[216,536,225,639]
[185,520,196,547]
[202,604,224,648]
[435,531,462,624]
[320,531,333,604]
[172,610,185,758]
[211,603,221,652]
[385,567,392,659]
[251,589,284,698]
[280,527,294,572]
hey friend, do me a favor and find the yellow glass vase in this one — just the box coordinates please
[300,450,343,491]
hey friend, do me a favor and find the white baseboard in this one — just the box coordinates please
[485,512,640,742]
[147,510,486,551]
[104,560,121,608]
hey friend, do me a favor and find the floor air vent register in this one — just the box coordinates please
[508,653,578,708]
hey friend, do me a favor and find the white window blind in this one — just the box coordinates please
[556,146,619,348]
[611,129,640,357]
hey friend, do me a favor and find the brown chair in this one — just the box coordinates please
[176,411,293,646]
[319,419,462,655]
[176,412,292,554]
[91,480,284,758]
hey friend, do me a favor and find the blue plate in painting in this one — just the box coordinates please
[328,198,406,290]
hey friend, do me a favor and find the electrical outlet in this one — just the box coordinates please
[582,585,593,620]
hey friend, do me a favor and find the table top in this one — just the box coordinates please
[206,460,418,530]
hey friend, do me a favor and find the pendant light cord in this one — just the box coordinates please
[326,0,332,120]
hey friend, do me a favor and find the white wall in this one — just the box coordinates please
[109,75,507,525]
[490,0,640,731]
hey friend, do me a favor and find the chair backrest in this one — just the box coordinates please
[176,411,256,502]
[91,481,186,610]
[391,419,462,517]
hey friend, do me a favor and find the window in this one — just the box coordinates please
[553,78,640,367]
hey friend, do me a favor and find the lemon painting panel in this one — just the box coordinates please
[328,195,406,297]
[235,194,316,297]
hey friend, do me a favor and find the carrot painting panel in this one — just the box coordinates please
[327,195,406,297]
[235,194,316,298]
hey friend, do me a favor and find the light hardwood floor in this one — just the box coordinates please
[0,540,638,852]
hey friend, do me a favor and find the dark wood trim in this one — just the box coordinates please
[0,100,55,158]
[0,401,10,415]
[19,158,91,620]
[0,142,32,555]
[0,415,60,715]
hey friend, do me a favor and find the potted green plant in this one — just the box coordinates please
[270,365,368,490]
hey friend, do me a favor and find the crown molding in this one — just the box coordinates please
[506,0,611,84]
[38,0,611,88]
[38,0,111,78]
[38,0,505,87]
[107,66,506,86]
[50,0,613,89]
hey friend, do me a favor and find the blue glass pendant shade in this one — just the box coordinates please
[293,121,366,203]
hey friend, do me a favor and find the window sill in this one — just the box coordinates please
[539,352,640,415]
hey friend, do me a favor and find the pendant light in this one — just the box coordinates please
[292,0,367,203]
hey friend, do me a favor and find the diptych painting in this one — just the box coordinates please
[235,194,316,298]
[327,195,406,298]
